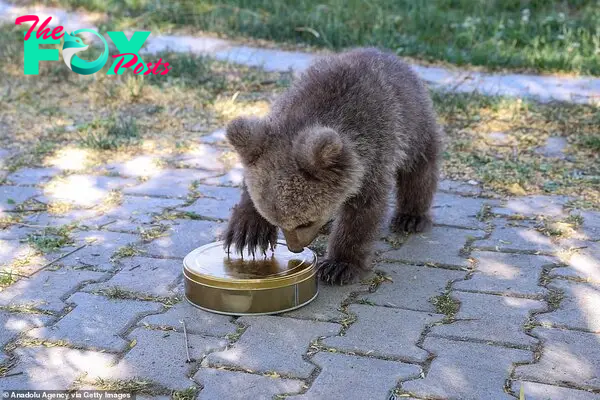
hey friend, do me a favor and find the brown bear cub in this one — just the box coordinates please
[223,47,442,285]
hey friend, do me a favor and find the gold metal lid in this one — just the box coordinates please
[183,240,317,290]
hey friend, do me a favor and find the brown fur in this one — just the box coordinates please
[223,47,442,285]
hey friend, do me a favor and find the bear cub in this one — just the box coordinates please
[223,47,442,285]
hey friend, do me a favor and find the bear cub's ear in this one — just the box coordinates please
[294,126,345,175]
[225,116,265,165]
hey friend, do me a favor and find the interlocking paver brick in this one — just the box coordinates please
[402,337,532,400]
[475,221,556,253]
[438,180,482,196]
[95,328,226,390]
[103,155,164,178]
[514,328,600,390]
[579,210,600,240]
[7,167,60,186]
[176,196,237,221]
[430,291,545,346]
[323,304,441,362]
[173,144,230,171]
[382,227,485,267]
[0,186,40,211]
[84,256,182,297]
[291,352,420,400]
[87,195,185,232]
[196,369,304,399]
[140,301,237,337]
[123,169,215,198]
[432,192,487,229]
[551,245,600,283]
[60,230,139,271]
[455,251,554,297]
[193,184,240,200]
[0,224,36,240]
[0,267,105,312]
[28,292,163,351]
[0,346,116,391]
[537,280,600,332]
[204,316,340,378]
[42,175,137,207]
[199,128,227,146]
[142,219,224,258]
[511,381,600,400]
[284,280,367,322]
[0,311,52,350]
[492,195,569,218]
[200,168,244,187]
[358,263,465,312]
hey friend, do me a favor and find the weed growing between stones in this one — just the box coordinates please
[111,245,142,260]
[26,225,75,253]
[430,293,459,319]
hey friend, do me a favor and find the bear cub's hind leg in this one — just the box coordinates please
[391,159,437,234]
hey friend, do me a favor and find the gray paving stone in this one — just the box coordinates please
[382,227,485,267]
[176,196,237,221]
[0,267,105,312]
[538,280,600,332]
[28,292,163,351]
[475,221,556,253]
[0,240,37,266]
[492,195,569,218]
[0,346,116,391]
[0,223,36,240]
[123,169,215,198]
[550,242,600,282]
[431,291,545,346]
[7,167,60,186]
[204,316,340,378]
[43,175,137,207]
[193,184,240,200]
[0,311,52,349]
[579,210,600,241]
[284,281,366,322]
[23,209,98,227]
[514,328,600,390]
[87,195,185,232]
[511,381,600,400]
[323,304,441,362]
[359,263,465,312]
[214,46,315,72]
[140,301,237,337]
[432,192,487,229]
[142,219,225,259]
[486,131,512,146]
[84,256,182,297]
[95,327,226,390]
[102,155,164,178]
[291,352,420,400]
[535,136,568,159]
[173,144,230,172]
[60,230,139,271]
[402,337,532,400]
[199,128,228,146]
[196,369,304,399]
[438,180,482,196]
[0,186,40,211]
[200,168,244,187]
[455,251,554,296]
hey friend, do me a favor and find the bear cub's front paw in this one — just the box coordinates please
[391,213,432,234]
[317,258,365,285]
[223,203,278,257]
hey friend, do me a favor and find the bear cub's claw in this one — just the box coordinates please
[223,203,278,257]
[391,213,432,234]
[317,259,362,285]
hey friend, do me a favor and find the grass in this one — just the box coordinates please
[111,245,141,260]
[430,292,459,318]
[171,387,199,400]
[79,116,139,150]
[26,225,74,253]
[46,0,600,75]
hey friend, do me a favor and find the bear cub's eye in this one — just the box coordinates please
[296,221,315,230]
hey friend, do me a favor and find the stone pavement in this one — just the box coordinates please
[1,140,599,400]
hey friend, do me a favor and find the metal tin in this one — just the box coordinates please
[183,240,318,316]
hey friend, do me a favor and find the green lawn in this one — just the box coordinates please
[45,0,600,75]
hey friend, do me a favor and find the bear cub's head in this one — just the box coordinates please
[226,116,365,253]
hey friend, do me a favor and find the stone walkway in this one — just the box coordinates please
[2,0,599,104]
[0,136,599,399]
